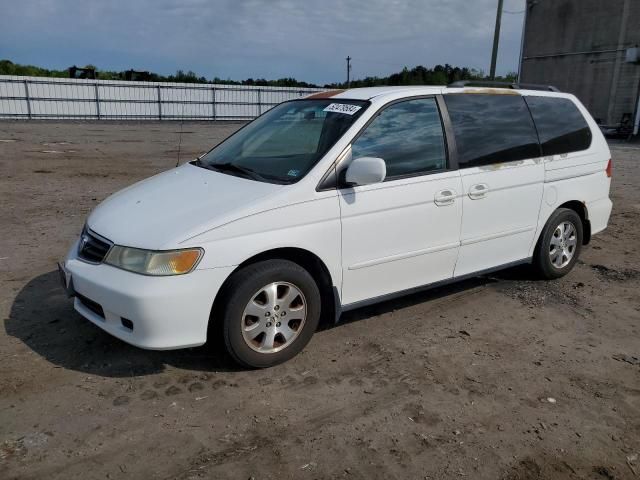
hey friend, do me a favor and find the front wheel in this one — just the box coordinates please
[533,208,583,279]
[220,260,321,368]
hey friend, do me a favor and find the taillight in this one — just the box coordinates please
[606,159,612,178]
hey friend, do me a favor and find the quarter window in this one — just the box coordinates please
[444,94,540,167]
[525,96,592,156]
[351,98,447,179]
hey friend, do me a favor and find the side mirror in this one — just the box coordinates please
[344,157,387,186]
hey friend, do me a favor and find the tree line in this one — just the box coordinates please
[0,59,516,88]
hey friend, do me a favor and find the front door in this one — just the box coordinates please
[338,97,463,306]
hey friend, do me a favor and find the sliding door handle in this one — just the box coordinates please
[468,183,489,200]
[435,189,456,206]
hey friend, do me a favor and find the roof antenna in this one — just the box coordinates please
[175,102,185,168]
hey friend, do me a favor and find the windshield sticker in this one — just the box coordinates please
[323,103,362,115]
[287,169,300,177]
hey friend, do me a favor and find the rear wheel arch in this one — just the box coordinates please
[533,207,584,279]
[531,200,591,261]
[557,200,591,245]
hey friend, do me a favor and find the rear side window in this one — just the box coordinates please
[525,96,592,156]
[444,94,540,168]
[351,98,447,179]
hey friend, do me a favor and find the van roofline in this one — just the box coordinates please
[317,84,568,102]
[447,80,561,92]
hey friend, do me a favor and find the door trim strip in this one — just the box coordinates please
[348,242,460,270]
[460,226,534,246]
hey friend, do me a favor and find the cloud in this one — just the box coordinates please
[0,0,525,84]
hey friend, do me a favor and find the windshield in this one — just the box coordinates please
[196,99,369,184]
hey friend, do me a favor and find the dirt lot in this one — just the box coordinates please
[1,122,639,480]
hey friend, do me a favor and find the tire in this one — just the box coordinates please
[220,259,321,368]
[533,208,583,280]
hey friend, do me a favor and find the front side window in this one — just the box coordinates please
[525,96,592,156]
[351,98,447,179]
[197,99,368,184]
[444,94,540,168]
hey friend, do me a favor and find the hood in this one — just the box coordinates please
[87,163,281,249]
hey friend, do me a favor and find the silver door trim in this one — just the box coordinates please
[348,242,460,270]
[460,226,534,246]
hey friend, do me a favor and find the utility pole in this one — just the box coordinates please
[489,0,504,80]
[517,1,529,82]
[346,56,352,88]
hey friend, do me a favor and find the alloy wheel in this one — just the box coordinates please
[241,282,307,353]
[549,221,577,269]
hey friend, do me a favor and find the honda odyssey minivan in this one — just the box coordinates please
[59,84,613,367]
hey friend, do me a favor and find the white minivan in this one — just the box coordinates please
[60,84,613,367]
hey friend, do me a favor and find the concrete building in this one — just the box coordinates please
[519,0,640,136]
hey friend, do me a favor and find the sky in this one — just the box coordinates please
[0,0,526,85]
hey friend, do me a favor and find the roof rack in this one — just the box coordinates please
[447,80,560,92]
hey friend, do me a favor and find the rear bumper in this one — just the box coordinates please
[62,240,234,350]
[588,197,613,236]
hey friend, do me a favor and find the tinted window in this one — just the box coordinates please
[444,94,540,167]
[351,98,447,178]
[525,96,592,156]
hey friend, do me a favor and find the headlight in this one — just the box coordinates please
[104,246,203,276]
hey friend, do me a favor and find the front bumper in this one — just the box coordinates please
[62,240,235,350]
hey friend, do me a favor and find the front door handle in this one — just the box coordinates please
[435,189,456,206]
[468,183,489,200]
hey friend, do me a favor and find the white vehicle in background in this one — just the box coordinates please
[59,82,613,368]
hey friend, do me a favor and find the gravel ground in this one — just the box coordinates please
[1,122,639,480]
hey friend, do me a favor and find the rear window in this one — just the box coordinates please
[444,94,540,168]
[525,96,592,156]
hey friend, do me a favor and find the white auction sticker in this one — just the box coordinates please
[323,103,362,115]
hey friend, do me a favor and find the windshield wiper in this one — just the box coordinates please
[208,162,264,181]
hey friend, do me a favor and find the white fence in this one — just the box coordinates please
[0,75,325,120]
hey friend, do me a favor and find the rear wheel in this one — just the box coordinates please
[533,208,583,279]
[220,260,321,368]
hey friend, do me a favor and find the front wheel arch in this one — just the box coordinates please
[207,247,337,344]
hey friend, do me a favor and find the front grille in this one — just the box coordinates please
[76,293,105,319]
[78,227,112,263]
